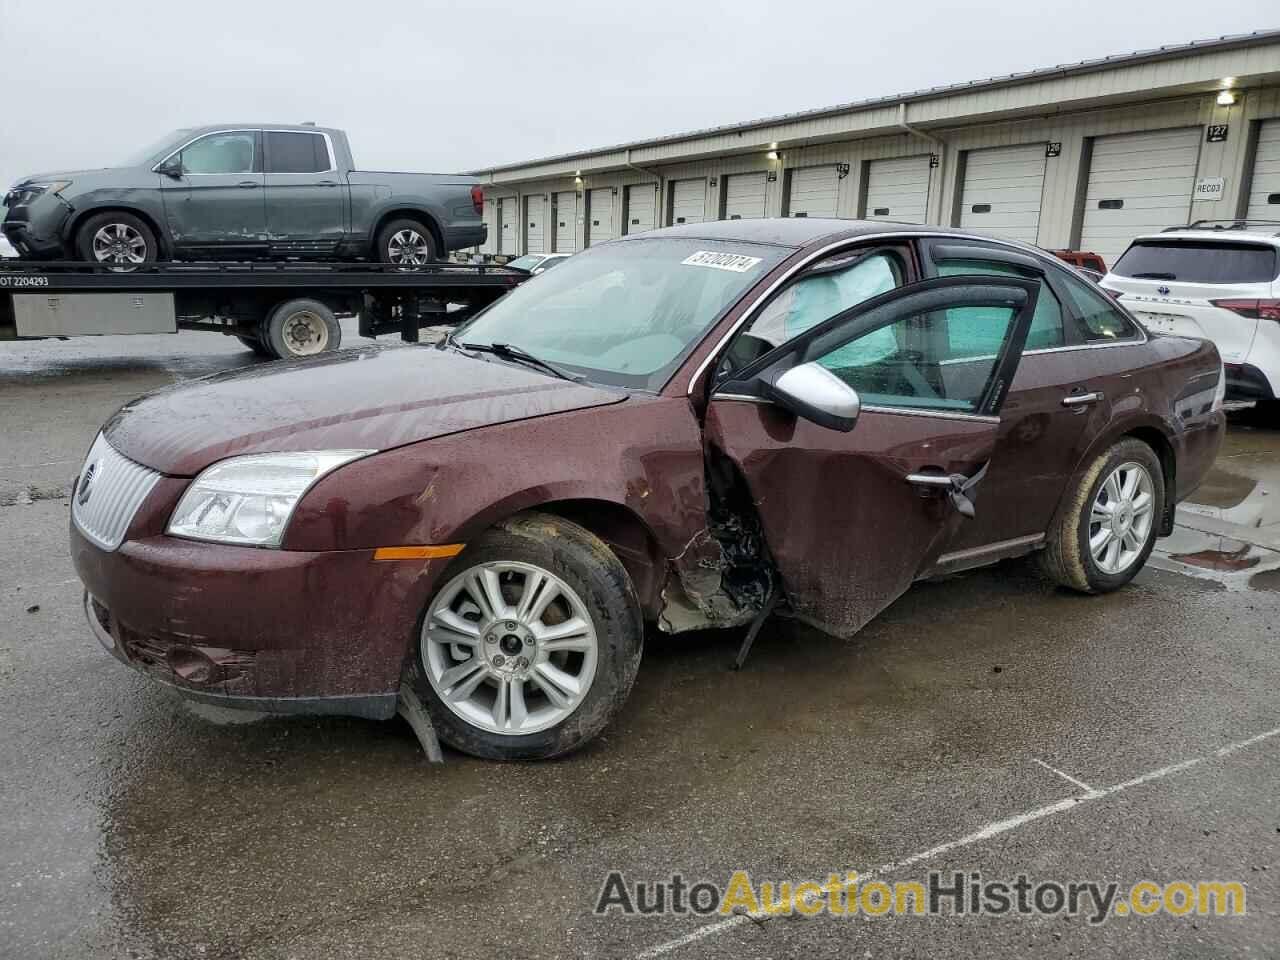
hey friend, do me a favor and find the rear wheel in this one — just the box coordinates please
[1039,438,1164,593]
[413,513,643,760]
[235,335,274,358]
[376,218,436,265]
[75,211,158,269]
[262,298,341,359]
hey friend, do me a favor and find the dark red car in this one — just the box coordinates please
[72,219,1226,759]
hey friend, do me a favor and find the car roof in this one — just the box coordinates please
[1131,226,1280,247]
[619,218,1014,249]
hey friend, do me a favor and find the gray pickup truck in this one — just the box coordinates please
[2,124,486,265]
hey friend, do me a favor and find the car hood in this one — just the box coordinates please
[103,344,628,476]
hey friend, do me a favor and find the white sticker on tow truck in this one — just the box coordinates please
[681,251,763,273]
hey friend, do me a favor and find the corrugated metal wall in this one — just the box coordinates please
[469,66,1280,261]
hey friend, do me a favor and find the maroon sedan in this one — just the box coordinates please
[72,219,1225,759]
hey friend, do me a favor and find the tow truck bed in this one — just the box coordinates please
[0,259,527,358]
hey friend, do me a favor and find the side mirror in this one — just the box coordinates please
[157,156,183,179]
[763,361,861,432]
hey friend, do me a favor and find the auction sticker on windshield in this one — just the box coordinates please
[681,251,763,272]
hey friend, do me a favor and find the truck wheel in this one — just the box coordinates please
[235,335,274,358]
[1038,438,1164,594]
[413,512,644,760]
[262,298,341,359]
[377,218,436,265]
[76,211,158,269]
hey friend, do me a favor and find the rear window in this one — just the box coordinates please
[1112,241,1279,284]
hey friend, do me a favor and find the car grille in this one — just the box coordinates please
[71,433,162,551]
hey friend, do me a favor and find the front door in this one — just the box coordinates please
[705,275,1038,637]
[263,129,346,251]
[159,129,266,250]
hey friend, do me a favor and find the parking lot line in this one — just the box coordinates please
[636,724,1280,958]
[1031,757,1098,795]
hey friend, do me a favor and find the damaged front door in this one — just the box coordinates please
[704,275,1039,637]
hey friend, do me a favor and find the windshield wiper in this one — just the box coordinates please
[1131,272,1177,280]
[459,341,585,383]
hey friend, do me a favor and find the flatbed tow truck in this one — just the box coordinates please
[0,259,527,359]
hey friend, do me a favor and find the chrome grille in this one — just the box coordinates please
[71,433,161,551]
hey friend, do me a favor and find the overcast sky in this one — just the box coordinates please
[1,0,1275,189]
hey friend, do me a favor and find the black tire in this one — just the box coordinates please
[75,211,159,267]
[235,335,274,358]
[412,512,644,760]
[262,298,341,359]
[1038,438,1165,594]
[376,218,437,265]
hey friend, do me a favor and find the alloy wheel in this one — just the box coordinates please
[91,223,148,265]
[387,229,431,265]
[422,561,599,735]
[1088,461,1155,575]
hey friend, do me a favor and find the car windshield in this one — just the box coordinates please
[507,254,548,271]
[455,238,788,390]
[1112,240,1279,284]
[119,129,193,167]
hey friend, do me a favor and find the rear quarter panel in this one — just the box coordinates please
[347,172,483,250]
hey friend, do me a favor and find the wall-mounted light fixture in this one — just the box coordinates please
[1216,89,1238,106]
[766,150,779,161]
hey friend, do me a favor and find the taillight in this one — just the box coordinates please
[1210,298,1280,321]
[470,185,484,216]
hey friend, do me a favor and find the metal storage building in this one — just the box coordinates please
[469,30,1280,267]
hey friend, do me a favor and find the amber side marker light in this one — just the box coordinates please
[373,545,465,561]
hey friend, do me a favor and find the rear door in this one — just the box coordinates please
[706,274,1038,637]
[263,130,345,251]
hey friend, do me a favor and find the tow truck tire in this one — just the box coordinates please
[412,512,644,760]
[75,211,158,267]
[262,298,341,359]
[235,335,274,358]
[376,218,437,265]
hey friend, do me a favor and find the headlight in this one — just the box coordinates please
[167,450,371,547]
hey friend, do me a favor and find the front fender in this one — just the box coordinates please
[60,189,170,252]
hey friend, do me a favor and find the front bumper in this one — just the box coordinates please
[72,523,451,719]
[1,217,67,259]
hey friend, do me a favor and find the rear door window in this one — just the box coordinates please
[265,132,332,174]
[935,259,1065,351]
[1112,241,1279,284]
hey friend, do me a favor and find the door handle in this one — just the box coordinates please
[317,180,339,187]
[238,181,259,189]
[1061,391,1101,407]
[905,462,990,519]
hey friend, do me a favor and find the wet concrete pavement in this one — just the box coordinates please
[2,329,1279,959]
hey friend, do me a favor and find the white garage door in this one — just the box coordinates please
[554,191,578,252]
[587,188,614,247]
[1080,127,1201,265]
[1245,119,1280,222]
[626,183,657,234]
[481,200,497,254]
[958,143,1047,244]
[670,178,706,225]
[864,155,932,223]
[724,172,767,220]
[786,165,839,218]
[498,197,516,254]
[525,195,545,255]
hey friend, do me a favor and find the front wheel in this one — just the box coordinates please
[1039,438,1164,593]
[76,211,158,269]
[376,218,436,265]
[413,513,643,760]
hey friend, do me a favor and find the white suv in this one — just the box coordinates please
[1101,222,1280,411]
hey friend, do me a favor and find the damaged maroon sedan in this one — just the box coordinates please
[72,219,1225,759]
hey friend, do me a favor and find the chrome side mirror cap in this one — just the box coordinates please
[766,361,861,432]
